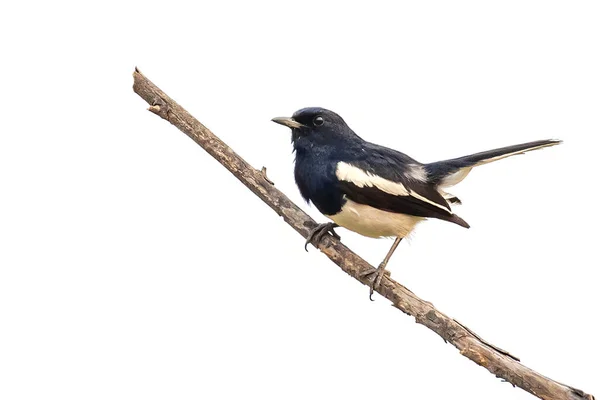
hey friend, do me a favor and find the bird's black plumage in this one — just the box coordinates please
[273,107,560,235]
[272,107,560,297]
[284,108,472,228]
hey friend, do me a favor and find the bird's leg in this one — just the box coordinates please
[305,222,341,251]
[360,236,403,300]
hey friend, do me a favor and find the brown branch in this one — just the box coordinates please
[132,68,594,400]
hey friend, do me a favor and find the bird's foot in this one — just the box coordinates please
[304,222,340,251]
[359,263,390,301]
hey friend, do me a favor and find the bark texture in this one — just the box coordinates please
[132,68,593,400]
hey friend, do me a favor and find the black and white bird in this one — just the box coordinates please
[272,108,560,298]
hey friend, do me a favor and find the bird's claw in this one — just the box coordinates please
[304,222,340,251]
[359,264,390,301]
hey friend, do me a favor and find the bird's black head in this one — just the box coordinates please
[272,107,361,151]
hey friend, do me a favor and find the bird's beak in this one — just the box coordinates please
[271,116,306,129]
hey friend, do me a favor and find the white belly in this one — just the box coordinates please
[326,199,424,238]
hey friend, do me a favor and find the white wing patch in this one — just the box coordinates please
[336,162,409,196]
[408,191,452,213]
[335,162,453,214]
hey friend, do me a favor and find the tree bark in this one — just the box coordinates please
[132,68,594,400]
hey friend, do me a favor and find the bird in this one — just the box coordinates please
[272,107,560,299]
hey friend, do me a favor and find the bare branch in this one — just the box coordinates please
[132,67,594,400]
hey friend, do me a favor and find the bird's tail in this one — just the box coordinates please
[426,139,561,188]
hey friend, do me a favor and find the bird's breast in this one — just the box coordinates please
[294,156,344,216]
[326,199,424,238]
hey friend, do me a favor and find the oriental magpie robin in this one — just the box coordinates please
[272,108,560,299]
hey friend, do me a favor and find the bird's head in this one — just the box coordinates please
[272,107,360,151]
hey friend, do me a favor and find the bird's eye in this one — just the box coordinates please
[313,116,324,126]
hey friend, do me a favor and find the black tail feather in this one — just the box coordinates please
[427,139,561,185]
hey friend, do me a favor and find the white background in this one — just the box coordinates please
[1,1,598,399]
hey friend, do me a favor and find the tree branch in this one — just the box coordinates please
[132,68,593,400]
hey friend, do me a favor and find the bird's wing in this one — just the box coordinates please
[335,158,469,228]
